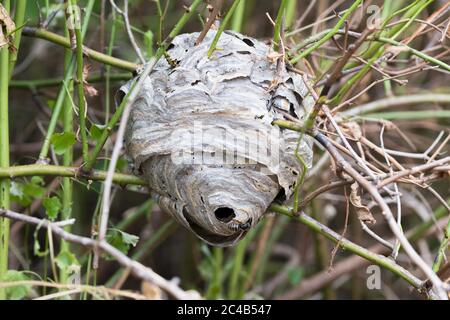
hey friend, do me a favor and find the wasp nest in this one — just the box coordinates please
[121,30,314,246]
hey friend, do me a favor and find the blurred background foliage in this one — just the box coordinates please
[3,0,450,299]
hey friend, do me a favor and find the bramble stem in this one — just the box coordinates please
[38,0,95,162]
[0,164,146,186]
[8,0,27,78]
[273,0,288,51]
[231,0,246,32]
[10,73,132,89]
[84,0,203,172]
[21,27,139,72]
[59,17,75,284]
[290,0,362,64]
[0,0,11,300]
[270,204,423,291]
[208,0,243,57]
[70,0,89,162]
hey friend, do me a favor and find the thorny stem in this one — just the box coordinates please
[433,215,450,273]
[0,165,146,186]
[95,0,204,268]
[270,204,424,292]
[290,0,363,64]
[59,19,75,284]
[84,0,203,172]
[70,0,89,162]
[279,200,450,300]
[8,0,26,79]
[313,132,448,299]
[231,0,245,32]
[273,0,288,51]
[38,0,95,162]
[0,209,193,300]
[341,94,450,117]
[208,0,243,57]
[21,27,139,72]
[9,73,132,89]
[0,0,11,300]
[110,0,145,63]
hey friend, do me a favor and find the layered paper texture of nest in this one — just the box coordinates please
[121,30,315,246]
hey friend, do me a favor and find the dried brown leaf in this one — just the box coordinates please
[141,281,163,300]
[0,3,16,50]
[350,182,376,224]
[342,121,362,140]
[85,84,98,97]
[82,65,98,97]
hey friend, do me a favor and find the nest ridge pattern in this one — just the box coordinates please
[121,30,314,246]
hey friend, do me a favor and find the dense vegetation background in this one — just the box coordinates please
[0,0,449,300]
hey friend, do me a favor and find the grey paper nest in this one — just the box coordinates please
[120,30,314,246]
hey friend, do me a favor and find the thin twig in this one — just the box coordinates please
[0,208,195,299]
[314,132,448,299]
[109,0,145,63]
[96,58,158,268]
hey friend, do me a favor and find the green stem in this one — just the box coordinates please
[380,0,395,95]
[0,0,11,300]
[105,10,118,125]
[432,198,450,272]
[231,0,246,32]
[273,0,288,51]
[208,0,243,57]
[10,73,132,89]
[270,204,423,290]
[105,220,175,287]
[206,247,223,299]
[38,0,95,161]
[330,51,382,105]
[8,0,26,78]
[228,227,258,299]
[374,36,450,72]
[290,0,363,64]
[363,110,450,120]
[21,27,138,72]
[346,0,432,69]
[70,0,88,162]
[167,0,203,42]
[228,241,246,299]
[38,63,74,161]
[155,0,163,46]
[84,0,203,172]
[285,0,297,29]
[59,21,75,284]
[341,93,450,117]
[0,165,146,186]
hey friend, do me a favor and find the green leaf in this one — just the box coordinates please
[33,234,48,257]
[121,231,139,247]
[43,196,61,221]
[106,229,139,256]
[197,259,213,282]
[287,267,304,286]
[55,250,80,273]
[47,99,56,110]
[116,156,128,171]
[31,176,44,185]
[89,124,106,141]
[3,270,31,300]
[50,132,76,155]
[144,30,154,58]
[10,181,31,206]
[10,181,24,198]
[23,176,46,199]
